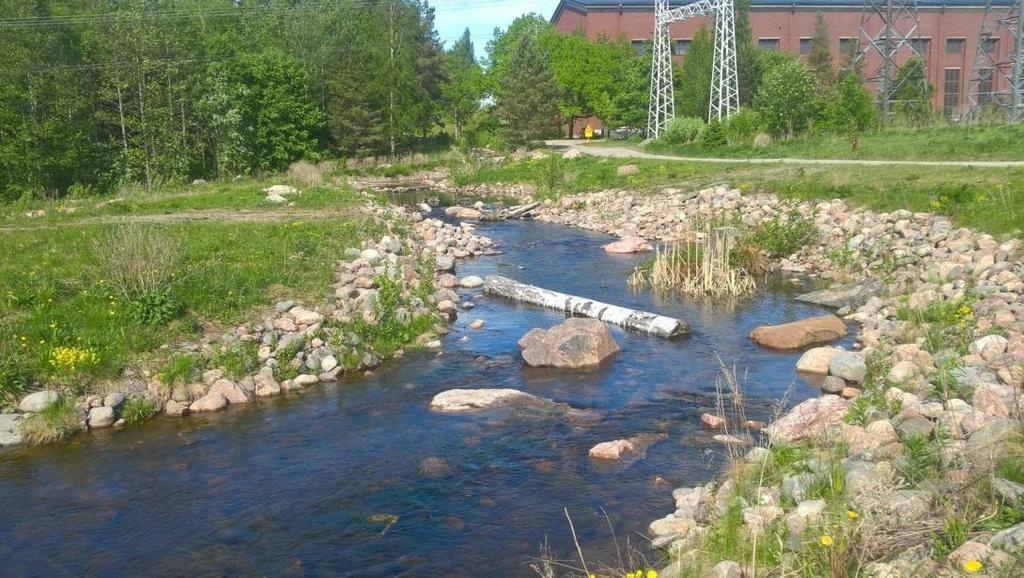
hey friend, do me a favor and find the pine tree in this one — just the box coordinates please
[808,13,835,89]
[676,27,713,119]
[496,36,561,146]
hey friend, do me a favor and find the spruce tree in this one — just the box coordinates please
[808,13,835,89]
[676,27,713,119]
[496,36,561,146]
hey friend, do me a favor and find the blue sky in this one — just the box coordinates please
[433,0,560,58]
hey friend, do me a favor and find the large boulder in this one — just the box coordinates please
[88,406,116,429]
[750,315,847,350]
[518,318,620,368]
[829,352,867,383]
[767,395,849,443]
[430,388,563,413]
[18,390,61,413]
[588,433,668,461]
[189,392,228,413]
[444,206,482,220]
[603,236,653,254]
[0,413,24,447]
[209,379,251,405]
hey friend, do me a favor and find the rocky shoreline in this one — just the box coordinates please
[1,200,495,448]
[507,184,1024,575]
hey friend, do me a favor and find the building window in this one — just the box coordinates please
[943,68,961,117]
[758,38,779,51]
[839,37,858,55]
[909,38,930,56]
[946,38,965,54]
[673,39,691,56]
[982,38,999,55]
[979,67,994,105]
[631,40,646,55]
[799,38,812,55]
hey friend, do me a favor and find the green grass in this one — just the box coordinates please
[120,398,160,425]
[642,123,1024,162]
[19,397,81,445]
[0,180,382,398]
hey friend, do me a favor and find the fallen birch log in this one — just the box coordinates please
[483,275,689,338]
[480,202,543,221]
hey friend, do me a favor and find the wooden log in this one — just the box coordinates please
[503,201,542,219]
[483,275,690,338]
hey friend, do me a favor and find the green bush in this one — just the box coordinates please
[724,108,762,146]
[699,118,727,147]
[211,341,260,379]
[822,74,877,135]
[127,287,181,326]
[661,116,705,144]
[755,59,818,137]
[747,209,819,256]
[120,398,160,425]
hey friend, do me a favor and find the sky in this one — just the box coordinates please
[433,0,560,58]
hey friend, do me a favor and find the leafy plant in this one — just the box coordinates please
[932,517,969,560]
[127,287,181,326]
[747,209,819,256]
[0,357,32,406]
[159,353,201,387]
[211,341,260,380]
[120,398,159,425]
[700,118,727,147]
[724,108,762,146]
[661,116,705,145]
[900,434,938,484]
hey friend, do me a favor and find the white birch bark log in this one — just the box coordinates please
[483,275,690,338]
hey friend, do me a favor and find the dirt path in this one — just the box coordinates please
[0,208,362,232]
[546,140,1024,168]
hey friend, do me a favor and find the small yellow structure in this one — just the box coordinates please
[583,124,594,141]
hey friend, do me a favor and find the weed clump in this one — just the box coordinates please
[120,398,160,425]
[19,398,81,446]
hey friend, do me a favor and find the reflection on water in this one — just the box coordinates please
[0,216,849,577]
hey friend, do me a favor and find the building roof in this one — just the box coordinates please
[552,0,1014,21]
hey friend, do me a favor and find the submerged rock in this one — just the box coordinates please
[518,318,619,368]
[588,433,668,461]
[749,315,847,350]
[796,279,884,309]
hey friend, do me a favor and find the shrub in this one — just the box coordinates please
[700,118,727,147]
[120,398,160,425]
[661,116,705,144]
[822,74,877,135]
[126,286,181,326]
[747,209,819,256]
[211,341,260,379]
[96,223,180,299]
[755,59,818,137]
[724,108,762,146]
[20,398,81,446]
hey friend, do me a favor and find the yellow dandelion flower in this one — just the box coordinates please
[847,510,858,520]
[646,570,658,578]
[963,559,983,573]
[820,535,834,547]
[49,323,56,329]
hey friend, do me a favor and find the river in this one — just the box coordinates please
[0,216,847,577]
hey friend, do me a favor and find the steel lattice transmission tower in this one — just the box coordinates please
[965,0,1024,123]
[647,0,740,139]
[856,0,927,121]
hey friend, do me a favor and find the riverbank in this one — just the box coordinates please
[0,180,495,448]
[514,184,1024,576]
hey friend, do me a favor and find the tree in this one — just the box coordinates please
[484,14,555,96]
[441,29,483,141]
[755,59,818,137]
[599,49,650,130]
[808,12,835,89]
[890,57,935,125]
[734,0,763,106]
[496,36,561,146]
[822,73,877,134]
[225,51,322,173]
[676,27,713,119]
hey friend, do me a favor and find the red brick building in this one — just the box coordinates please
[551,0,1017,129]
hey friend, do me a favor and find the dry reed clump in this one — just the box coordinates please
[95,223,181,298]
[629,228,756,298]
[287,159,327,187]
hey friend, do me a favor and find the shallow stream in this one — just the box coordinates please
[0,216,848,577]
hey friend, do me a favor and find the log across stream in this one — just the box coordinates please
[483,275,690,338]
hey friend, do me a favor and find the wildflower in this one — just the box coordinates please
[963,559,983,573]
[820,535,834,547]
[49,323,56,329]
[646,570,658,578]
[847,510,858,521]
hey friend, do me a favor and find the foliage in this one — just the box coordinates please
[96,224,180,299]
[700,119,727,147]
[661,117,706,145]
[347,274,436,358]
[676,27,713,119]
[211,341,260,380]
[822,74,878,135]
[160,353,202,388]
[120,397,160,425]
[127,287,181,327]
[19,398,81,446]
[496,36,561,146]
[890,57,936,126]
[724,108,763,146]
[808,12,835,89]
[0,355,32,406]
[900,434,939,484]
[747,209,819,256]
[441,29,483,142]
[755,59,819,137]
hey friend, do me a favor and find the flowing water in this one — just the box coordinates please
[0,215,849,577]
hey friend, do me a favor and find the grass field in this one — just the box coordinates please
[0,179,380,406]
[642,123,1024,162]
[455,155,1024,238]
